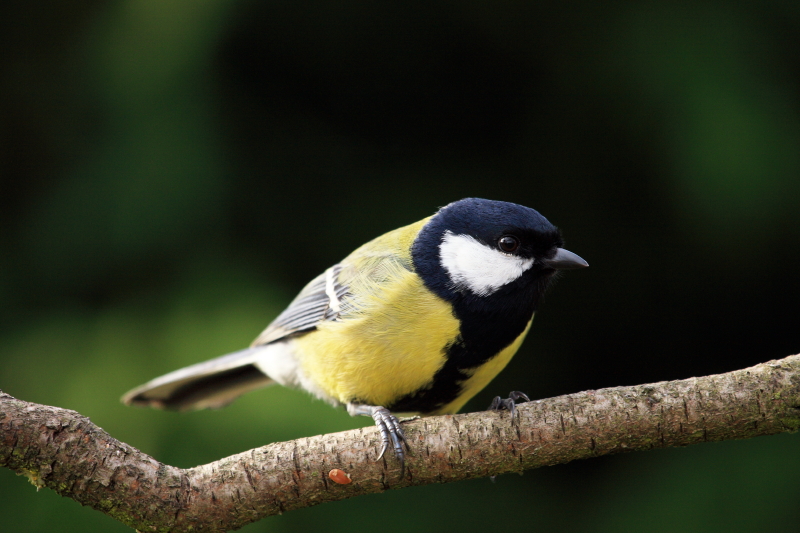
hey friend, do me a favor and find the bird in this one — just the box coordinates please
[122,198,588,476]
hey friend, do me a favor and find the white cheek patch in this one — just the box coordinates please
[439,231,535,296]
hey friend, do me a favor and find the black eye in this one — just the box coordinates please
[498,235,520,253]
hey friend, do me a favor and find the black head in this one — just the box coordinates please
[412,198,587,306]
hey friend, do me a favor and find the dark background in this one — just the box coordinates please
[2,1,800,531]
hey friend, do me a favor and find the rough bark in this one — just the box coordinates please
[2,354,800,532]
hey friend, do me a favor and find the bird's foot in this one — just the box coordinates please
[488,391,530,424]
[348,404,410,478]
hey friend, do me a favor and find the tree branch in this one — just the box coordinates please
[3,354,800,532]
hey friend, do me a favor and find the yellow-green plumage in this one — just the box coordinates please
[288,218,532,414]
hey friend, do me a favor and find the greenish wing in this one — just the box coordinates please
[250,240,414,347]
[250,264,349,346]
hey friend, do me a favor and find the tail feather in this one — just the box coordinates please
[122,347,275,411]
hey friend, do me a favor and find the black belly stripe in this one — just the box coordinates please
[387,283,542,414]
[386,336,473,413]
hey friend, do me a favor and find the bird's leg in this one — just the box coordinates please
[488,391,530,424]
[347,403,410,478]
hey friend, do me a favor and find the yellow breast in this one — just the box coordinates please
[292,268,461,407]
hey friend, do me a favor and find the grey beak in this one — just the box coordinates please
[542,248,589,270]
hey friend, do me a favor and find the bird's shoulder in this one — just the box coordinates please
[343,215,431,267]
[251,216,432,346]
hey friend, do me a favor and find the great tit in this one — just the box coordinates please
[123,198,587,474]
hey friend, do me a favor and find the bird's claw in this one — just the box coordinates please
[488,391,530,424]
[370,406,409,478]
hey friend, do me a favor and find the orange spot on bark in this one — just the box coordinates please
[328,469,352,484]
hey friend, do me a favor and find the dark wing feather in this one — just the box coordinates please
[251,264,349,346]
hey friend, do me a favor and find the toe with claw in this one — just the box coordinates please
[488,391,530,423]
[348,403,411,478]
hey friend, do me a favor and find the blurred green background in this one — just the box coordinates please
[2,1,800,531]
